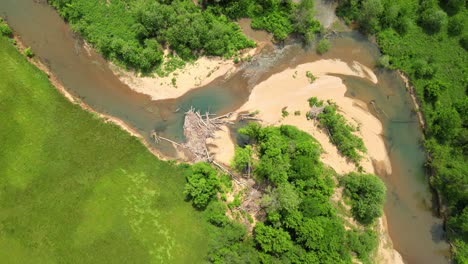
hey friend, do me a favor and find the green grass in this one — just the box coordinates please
[0,36,209,263]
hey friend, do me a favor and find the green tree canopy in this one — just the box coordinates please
[184,162,220,209]
[342,173,386,225]
[254,223,293,255]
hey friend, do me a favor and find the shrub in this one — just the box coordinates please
[0,20,13,37]
[316,38,331,54]
[24,47,34,58]
[306,71,317,83]
[307,96,324,107]
[378,55,391,69]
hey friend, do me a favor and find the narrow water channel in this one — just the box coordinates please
[0,1,450,263]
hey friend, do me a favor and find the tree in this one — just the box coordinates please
[448,207,468,239]
[261,183,302,213]
[342,173,386,225]
[295,217,349,262]
[448,15,464,36]
[460,34,468,51]
[420,8,447,34]
[184,162,220,209]
[231,145,254,174]
[204,200,229,227]
[440,0,465,16]
[292,0,320,44]
[347,229,378,263]
[432,107,462,143]
[413,59,435,79]
[359,0,383,33]
[254,223,292,255]
[424,81,445,103]
[256,154,290,184]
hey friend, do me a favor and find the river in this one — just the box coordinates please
[0,0,450,263]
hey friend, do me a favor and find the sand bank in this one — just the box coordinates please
[206,125,235,166]
[208,59,401,264]
[111,48,260,101]
[211,59,389,175]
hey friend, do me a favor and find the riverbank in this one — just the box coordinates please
[12,35,169,161]
[0,34,211,264]
[208,59,402,263]
[111,46,262,101]
[211,59,388,175]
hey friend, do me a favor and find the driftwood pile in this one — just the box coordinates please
[183,107,234,162]
[308,104,325,119]
[152,107,235,174]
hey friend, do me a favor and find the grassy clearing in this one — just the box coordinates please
[0,36,209,263]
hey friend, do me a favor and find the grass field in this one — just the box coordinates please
[0,36,209,263]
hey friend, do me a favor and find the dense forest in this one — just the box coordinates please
[48,0,320,73]
[337,0,468,261]
[184,124,386,263]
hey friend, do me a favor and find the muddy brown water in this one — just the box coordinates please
[0,0,450,263]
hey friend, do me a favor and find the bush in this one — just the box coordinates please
[378,55,391,69]
[0,20,13,37]
[24,47,34,58]
[342,173,386,225]
[306,71,317,83]
[307,96,324,107]
[316,38,331,54]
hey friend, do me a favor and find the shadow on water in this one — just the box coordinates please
[0,0,450,263]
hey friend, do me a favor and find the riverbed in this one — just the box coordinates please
[0,0,450,263]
